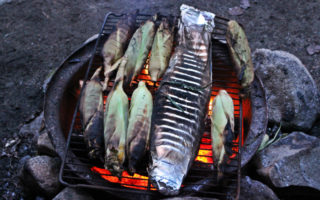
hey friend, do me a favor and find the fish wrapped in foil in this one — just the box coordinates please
[149,4,215,196]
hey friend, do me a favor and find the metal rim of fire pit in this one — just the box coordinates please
[43,12,268,199]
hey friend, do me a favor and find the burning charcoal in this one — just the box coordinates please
[53,187,94,200]
[22,156,61,197]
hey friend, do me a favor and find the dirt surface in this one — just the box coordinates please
[0,0,319,199]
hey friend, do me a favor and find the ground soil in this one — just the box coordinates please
[0,0,319,199]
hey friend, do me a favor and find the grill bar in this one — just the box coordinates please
[59,12,243,200]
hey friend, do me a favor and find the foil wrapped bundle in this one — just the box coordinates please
[149,4,216,196]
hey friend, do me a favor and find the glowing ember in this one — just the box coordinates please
[91,167,156,190]
[92,135,241,191]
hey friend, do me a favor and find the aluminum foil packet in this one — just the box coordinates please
[180,4,215,33]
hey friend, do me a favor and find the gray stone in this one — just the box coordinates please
[238,176,279,200]
[253,132,320,191]
[19,112,44,139]
[252,49,319,131]
[163,197,218,200]
[52,187,94,200]
[0,0,12,7]
[23,155,61,197]
[37,131,58,156]
[309,119,320,138]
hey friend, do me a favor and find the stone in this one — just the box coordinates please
[253,132,320,191]
[308,119,320,138]
[37,131,58,157]
[52,187,94,200]
[252,49,319,131]
[19,111,44,139]
[22,155,61,197]
[237,176,279,200]
[163,197,218,200]
[0,0,12,7]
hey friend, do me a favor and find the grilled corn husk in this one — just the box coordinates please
[149,18,174,81]
[123,16,156,87]
[104,58,129,176]
[210,90,234,182]
[126,81,153,174]
[226,20,254,97]
[79,67,104,161]
[102,11,137,90]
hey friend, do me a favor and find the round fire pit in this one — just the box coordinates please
[44,32,267,198]
[44,35,267,167]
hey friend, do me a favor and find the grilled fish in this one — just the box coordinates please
[226,20,254,97]
[211,90,234,182]
[104,57,129,176]
[102,11,137,91]
[126,81,153,174]
[149,18,174,81]
[123,15,156,87]
[79,67,104,161]
[149,4,215,196]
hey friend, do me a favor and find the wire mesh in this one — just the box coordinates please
[59,12,243,200]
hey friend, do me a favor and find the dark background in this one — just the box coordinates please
[0,0,319,199]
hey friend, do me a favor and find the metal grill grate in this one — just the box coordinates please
[59,12,243,200]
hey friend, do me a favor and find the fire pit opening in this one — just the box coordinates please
[44,12,267,199]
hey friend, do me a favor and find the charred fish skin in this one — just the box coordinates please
[79,67,104,161]
[126,81,153,174]
[226,20,254,97]
[149,4,215,196]
[210,90,234,182]
[102,11,137,91]
[104,58,129,177]
[149,17,174,82]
